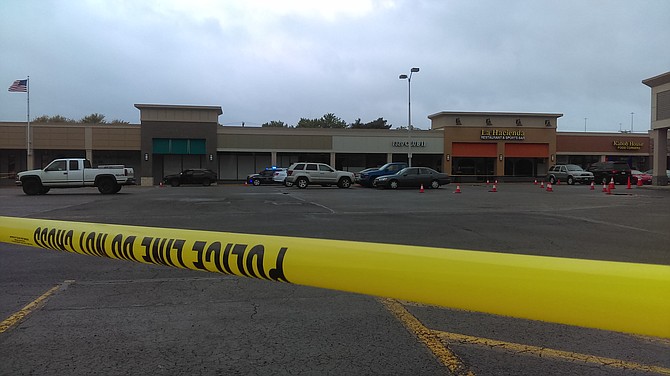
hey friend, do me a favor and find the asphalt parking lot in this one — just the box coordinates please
[1,182,669,375]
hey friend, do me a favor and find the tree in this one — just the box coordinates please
[32,114,75,123]
[296,113,347,129]
[262,120,289,128]
[110,119,130,124]
[79,113,107,124]
[349,117,392,129]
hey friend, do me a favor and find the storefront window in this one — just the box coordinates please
[452,157,495,176]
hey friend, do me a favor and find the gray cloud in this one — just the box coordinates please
[1,0,668,132]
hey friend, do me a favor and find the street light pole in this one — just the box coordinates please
[399,67,419,167]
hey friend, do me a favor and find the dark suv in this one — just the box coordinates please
[586,161,635,185]
[163,169,217,187]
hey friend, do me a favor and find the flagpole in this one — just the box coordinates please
[26,76,32,170]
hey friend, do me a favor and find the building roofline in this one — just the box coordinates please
[134,103,223,115]
[642,71,670,88]
[427,111,563,119]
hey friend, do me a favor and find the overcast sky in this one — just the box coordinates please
[2,0,669,132]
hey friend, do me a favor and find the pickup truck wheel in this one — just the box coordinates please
[296,177,308,189]
[430,180,440,189]
[389,180,399,189]
[98,178,118,194]
[338,177,352,188]
[112,185,122,193]
[567,176,575,185]
[22,179,42,196]
[39,187,51,194]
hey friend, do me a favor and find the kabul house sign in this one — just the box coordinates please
[480,129,525,140]
[613,140,643,150]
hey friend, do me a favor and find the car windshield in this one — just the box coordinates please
[566,165,584,171]
[631,170,642,174]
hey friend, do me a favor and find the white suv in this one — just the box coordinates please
[285,162,355,189]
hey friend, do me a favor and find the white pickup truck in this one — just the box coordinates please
[16,158,135,195]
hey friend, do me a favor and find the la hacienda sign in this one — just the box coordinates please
[480,129,525,140]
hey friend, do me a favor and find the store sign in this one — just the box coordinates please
[612,140,643,150]
[392,141,426,147]
[480,129,525,141]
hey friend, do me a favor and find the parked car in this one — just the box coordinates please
[358,162,408,187]
[285,162,355,189]
[163,169,217,187]
[546,164,594,185]
[247,168,286,186]
[374,167,451,189]
[631,170,653,185]
[272,168,291,186]
[354,168,378,185]
[644,169,670,180]
[586,161,635,185]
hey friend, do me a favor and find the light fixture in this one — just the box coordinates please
[399,67,420,167]
[499,154,503,161]
[144,153,149,161]
[486,118,492,126]
[551,154,555,162]
[209,154,213,161]
[446,154,450,161]
[545,120,551,127]
[516,119,522,126]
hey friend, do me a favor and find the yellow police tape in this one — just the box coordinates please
[0,215,668,338]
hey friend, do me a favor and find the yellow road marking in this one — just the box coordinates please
[385,299,670,375]
[435,330,670,375]
[0,280,73,334]
[379,298,475,376]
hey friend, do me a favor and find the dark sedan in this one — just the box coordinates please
[373,167,451,189]
[163,169,217,187]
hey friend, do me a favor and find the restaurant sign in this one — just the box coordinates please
[480,129,525,141]
[612,140,643,150]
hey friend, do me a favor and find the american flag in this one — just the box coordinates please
[8,79,28,92]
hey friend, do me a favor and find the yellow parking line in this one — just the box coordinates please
[434,326,670,375]
[379,298,475,376]
[0,280,73,334]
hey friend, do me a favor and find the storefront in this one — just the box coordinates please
[429,112,560,182]
[556,133,651,171]
[2,105,668,186]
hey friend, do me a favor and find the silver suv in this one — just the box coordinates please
[547,164,594,185]
[285,162,355,189]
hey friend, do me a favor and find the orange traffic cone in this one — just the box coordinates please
[159,181,164,188]
[419,184,424,193]
[533,179,538,185]
[540,181,544,188]
[589,181,595,190]
[626,176,632,189]
[602,182,608,192]
[454,185,461,193]
[546,182,553,192]
[490,184,497,192]
[556,179,560,185]
[637,177,643,187]
[609,178,615,191]
[486,179,490,186]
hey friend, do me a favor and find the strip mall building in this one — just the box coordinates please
[1,72,669,186]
